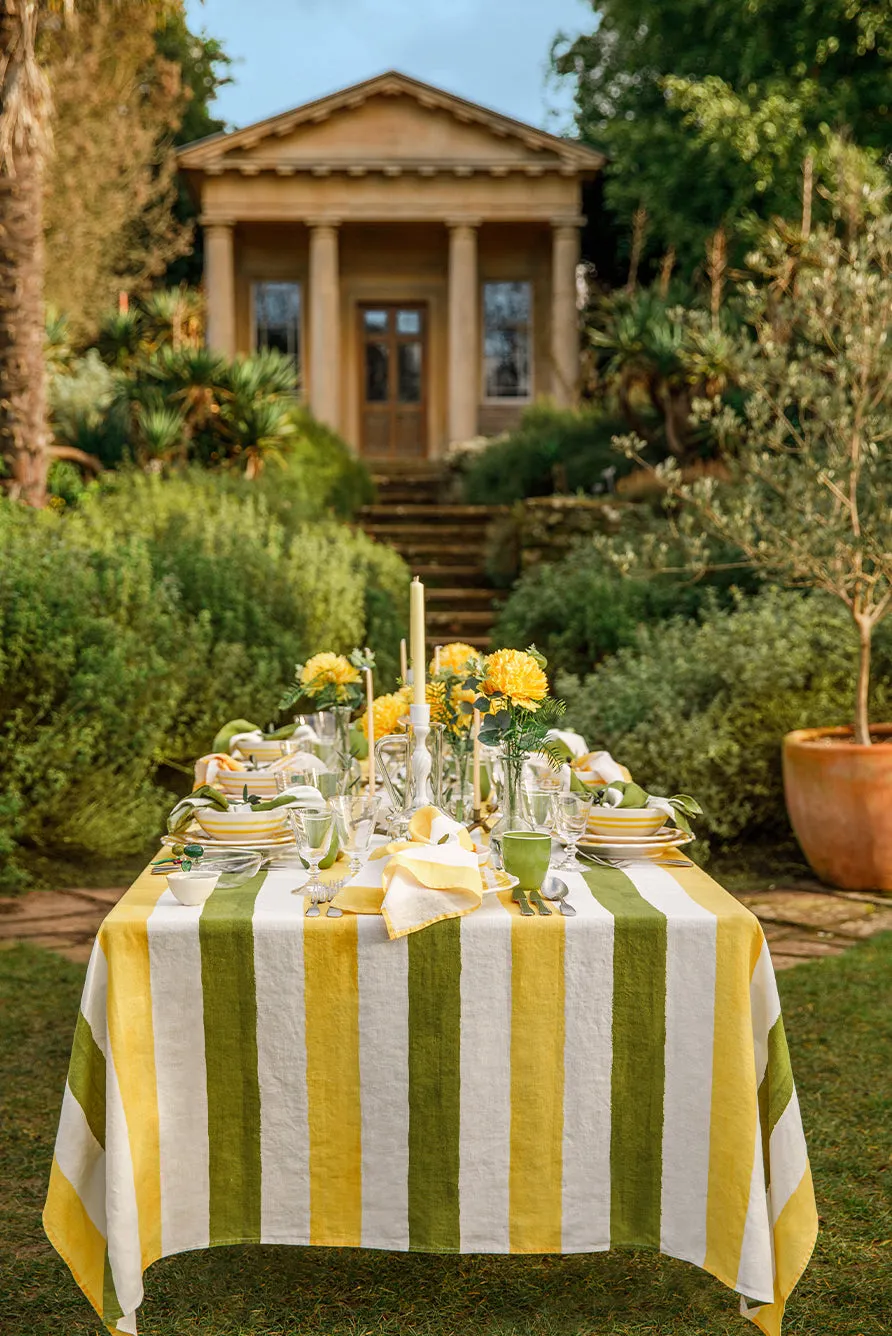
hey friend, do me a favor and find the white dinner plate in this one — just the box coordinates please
[162,829,298,852]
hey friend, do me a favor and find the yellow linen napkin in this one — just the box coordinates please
[331,806,483,938]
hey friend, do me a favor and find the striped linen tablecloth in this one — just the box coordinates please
[44,856,817,1336]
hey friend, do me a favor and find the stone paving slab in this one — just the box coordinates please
[2,879,891,970]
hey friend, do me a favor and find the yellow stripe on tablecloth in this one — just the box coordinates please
[748,1163,818,1336]
[500,890,565,1252]
[664,860,764,1289]
[43,1157,106,1317]
[98,861,166,1270]
[304,914,362,1245]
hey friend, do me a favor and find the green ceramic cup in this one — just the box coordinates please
[501,830,552,891]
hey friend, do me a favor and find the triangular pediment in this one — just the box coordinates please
[178,71,603,176]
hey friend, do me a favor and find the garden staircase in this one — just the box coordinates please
[359,465,508,652]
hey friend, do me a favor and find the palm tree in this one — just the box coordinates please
[0,0,59,505]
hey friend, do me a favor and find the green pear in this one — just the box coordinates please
[212,719,260,754]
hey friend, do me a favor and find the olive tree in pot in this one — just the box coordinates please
[613,147,892,889]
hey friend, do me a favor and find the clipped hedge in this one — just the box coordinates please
[455,403,633,505]
[0,472,407,887]
[558,589,892,849]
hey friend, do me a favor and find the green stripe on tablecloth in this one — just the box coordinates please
[757,1014,795,1191]
[199,871,266,1244]
[102,1248,124,1326]
[407,917,462,1250]
[68,1011,106,1151]
[584,866,667,1248]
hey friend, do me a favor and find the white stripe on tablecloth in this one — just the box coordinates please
[104,1032,145,1320]
[459,891,513,1251]
[625,862,716,1268]
[735,1117,774,1303]
[750,937,781,1087]
[55,1084,106,1236]
[252,871,310,1243]
[560,868,614,1251]
[357,913,410,1248]
[148,893,210,1254]
[768,1089,809,1223]
[80,943,108,1057]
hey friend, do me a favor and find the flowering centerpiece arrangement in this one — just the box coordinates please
[461,645,566,836]
[426,643,480,819]
[280,648,375,773]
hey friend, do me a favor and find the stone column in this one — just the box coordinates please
[447,219,480,443]
[203,220,236,356]
[551,217,584,407]
[308,219,341,430]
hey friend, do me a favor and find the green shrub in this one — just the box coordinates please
[0,472,407,887]
[456,404,633,505]
[557,589,892,849]
[495,545,710,678]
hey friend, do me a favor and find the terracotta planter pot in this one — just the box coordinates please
[783,725,892,891]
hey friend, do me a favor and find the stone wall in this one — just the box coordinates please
[484,494,628,586]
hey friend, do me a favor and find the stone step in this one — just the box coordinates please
[426,586,495,604]
[361,523,490,544]
[412,562,490,587]
[361,504,504,521]
[427,608,498,628]
[380,540,486,559]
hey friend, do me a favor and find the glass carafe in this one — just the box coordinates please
[375,722,445,838]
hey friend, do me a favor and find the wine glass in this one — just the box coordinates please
[329,795,382,879]
[287,806,334,915]
[551,791,593,869]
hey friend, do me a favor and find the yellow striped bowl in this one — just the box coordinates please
[587,806,667,837]
[217,770,281,800]
[195,806,291,843]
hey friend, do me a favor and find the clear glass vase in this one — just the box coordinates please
[490,745,532,863]
[447,736,474,823]
[330,704,358,793]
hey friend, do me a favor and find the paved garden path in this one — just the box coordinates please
[2,880,891,968]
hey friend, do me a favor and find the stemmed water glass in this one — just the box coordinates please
[329,795,382,880]
[551,791,594,869]
[276,768,339,799]
[287,806,336,916]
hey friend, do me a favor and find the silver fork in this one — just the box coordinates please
[578,850,693,870]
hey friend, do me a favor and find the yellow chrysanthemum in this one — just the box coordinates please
[300,652,360,689]
[431,642,478,674]
[361,691,409,739]
[482,648,548,712]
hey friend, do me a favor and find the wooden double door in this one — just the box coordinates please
[359,303,428,458]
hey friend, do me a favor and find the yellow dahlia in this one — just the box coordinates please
[482,648,549,712]
[300,652,360,690]
[361,691,409,739]
[431,641,478,674]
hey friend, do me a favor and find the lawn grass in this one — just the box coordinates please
[1,937,890,1336]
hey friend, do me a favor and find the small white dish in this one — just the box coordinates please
[167,868,221,906]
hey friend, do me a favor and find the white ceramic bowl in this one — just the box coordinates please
[195,805,291,843]
[167,868,221,906]
[587,806,667,837]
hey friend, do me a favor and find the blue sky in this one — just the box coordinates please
[184,0,593,134]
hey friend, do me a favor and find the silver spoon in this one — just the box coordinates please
[541,874,576,916]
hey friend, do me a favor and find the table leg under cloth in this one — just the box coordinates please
[44,857,817,1335]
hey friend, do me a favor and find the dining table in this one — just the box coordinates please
[44,847,817,1336]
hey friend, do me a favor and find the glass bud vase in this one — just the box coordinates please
[490,745,532,864]
[447,736,474,823]
[331,704,357,793]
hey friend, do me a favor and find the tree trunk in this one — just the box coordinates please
[0,137,49,507]
[854,616,872,746]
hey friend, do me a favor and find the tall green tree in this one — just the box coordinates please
[553,0,892,273]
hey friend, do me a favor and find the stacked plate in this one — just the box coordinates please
[578,826,692,862]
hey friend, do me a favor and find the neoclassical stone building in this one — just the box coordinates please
[178,71,603,461]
